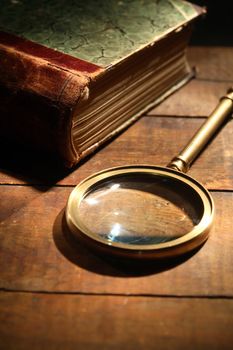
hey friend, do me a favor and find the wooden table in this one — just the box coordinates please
[1,46,233,349]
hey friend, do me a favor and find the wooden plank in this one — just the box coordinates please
[187,46,233,81]
[1,186,233,296]
[1,116,233,189]
[148,80,231,117]
[0,292,233,350]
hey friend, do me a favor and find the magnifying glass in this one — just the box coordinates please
[66,89,233,260]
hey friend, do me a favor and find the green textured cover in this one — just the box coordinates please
[0,0,197,66]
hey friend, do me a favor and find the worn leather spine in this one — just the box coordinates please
[0,33,102,166]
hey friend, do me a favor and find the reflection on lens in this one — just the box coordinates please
[77,174,204,245]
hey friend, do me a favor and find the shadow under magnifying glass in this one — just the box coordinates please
[53,209,204,277]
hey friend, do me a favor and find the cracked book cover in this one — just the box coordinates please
[0,0,203,166]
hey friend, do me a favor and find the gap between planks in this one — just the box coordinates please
[1,288,233,300]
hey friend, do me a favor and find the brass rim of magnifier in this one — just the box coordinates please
[66,165,214,259]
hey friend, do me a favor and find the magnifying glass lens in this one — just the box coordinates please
[77,173,204,245]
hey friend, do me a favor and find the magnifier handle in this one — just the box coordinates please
[168,88,233,173]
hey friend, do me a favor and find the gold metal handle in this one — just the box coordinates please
[167,89,233,173]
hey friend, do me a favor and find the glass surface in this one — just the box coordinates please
[78,173,204,245]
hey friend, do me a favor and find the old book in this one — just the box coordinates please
[0,0,203,166]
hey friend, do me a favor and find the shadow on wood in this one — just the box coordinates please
[52,208,203,278]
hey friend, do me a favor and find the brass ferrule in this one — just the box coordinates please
[167,157,189,173]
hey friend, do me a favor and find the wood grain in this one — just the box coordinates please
[0,116,233,189]
[0,186,233,296]
[187,46,233,81]
[148,80,232,117]
[0,292,233,350]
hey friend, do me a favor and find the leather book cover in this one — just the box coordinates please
[0,0,203,166]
